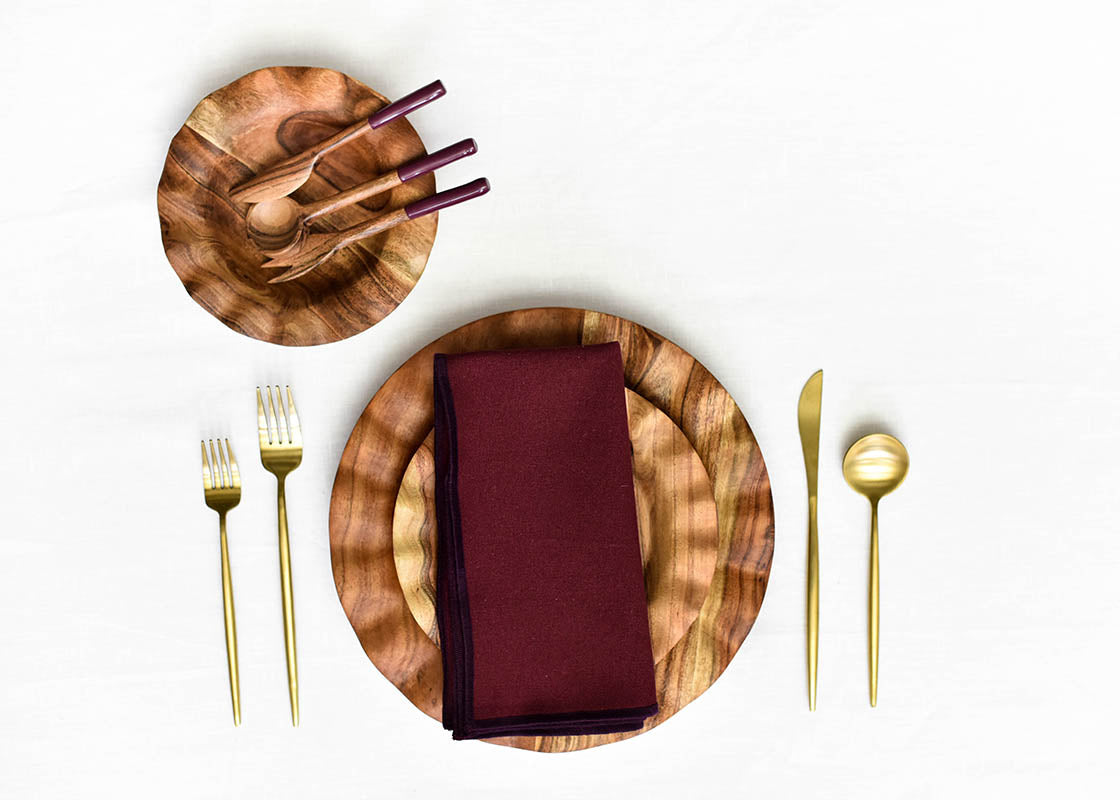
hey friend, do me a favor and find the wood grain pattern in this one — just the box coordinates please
[330,308,774,751]
[157,66,437,346]
[391,390,719,664]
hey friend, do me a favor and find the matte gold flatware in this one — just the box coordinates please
[263,178,490,283]
[229,80,446,204]
[842,433,909,707]
[797,370,823,711]
[246,138,478,255]
[200,438,242,726]
[257,386,304,726]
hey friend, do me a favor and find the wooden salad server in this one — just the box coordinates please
[246,138,478,254]
[264,177,490,283]
[229,80,446,204]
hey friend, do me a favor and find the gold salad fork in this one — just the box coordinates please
[201,438,242,726]
[257,386,303,726]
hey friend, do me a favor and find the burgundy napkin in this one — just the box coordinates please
[433,342,658,740]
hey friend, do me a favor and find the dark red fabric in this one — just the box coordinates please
[433,342,658,740]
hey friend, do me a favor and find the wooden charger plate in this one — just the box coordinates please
[330,308,775,751]
[157,66,437,346]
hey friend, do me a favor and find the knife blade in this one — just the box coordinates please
[798,369,823,711]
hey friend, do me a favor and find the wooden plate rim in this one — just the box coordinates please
[328,307,775,751]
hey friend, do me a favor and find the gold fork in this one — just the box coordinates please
[257,386,303,726]
[201,438,242,726]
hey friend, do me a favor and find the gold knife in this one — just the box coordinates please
[797,370,823,710]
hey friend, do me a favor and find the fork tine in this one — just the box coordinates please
[274,385,290,444]
[210,440,226,488]
[266,385,281,445]
[226,439,241,488]
[201,441,214,490]
[256,387,270,447]
[217,439,233,488]
[207,440,215,488]
[286,386,302,446]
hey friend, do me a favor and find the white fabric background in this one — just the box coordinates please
[2,1,1117,797]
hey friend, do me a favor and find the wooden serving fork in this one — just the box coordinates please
[262,177,490,283]
[257,386,303,726]
[200,438,242,726]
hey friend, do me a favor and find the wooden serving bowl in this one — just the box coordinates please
[157,66,437,346]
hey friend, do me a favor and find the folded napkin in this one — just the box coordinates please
[433,342,659,740]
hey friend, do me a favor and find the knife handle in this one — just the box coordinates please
[807,496,820,711]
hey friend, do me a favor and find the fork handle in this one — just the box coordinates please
[339,177,491,244]
[219,513,241,726]
[403,176,490,219]
[276,479,299,726]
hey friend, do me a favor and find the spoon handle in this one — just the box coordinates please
[301,171,403,223]
[869,501,880,707]
[301,139,478,223]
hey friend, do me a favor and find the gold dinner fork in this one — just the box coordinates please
[257,386,303,726]
[201,438,242,726]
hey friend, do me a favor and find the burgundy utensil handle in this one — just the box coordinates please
[405,178,491,219]
[367,80,446,131]
[397,139,478,183]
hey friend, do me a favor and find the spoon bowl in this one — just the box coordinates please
[842,433,909,501]
[246,197,304,252]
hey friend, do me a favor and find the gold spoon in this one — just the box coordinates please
[245,138,477,255]
[842,433,909,707]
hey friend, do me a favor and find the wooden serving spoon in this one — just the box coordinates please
[229,80,446,204]
[263,177,490,283]
[246,138,478,254]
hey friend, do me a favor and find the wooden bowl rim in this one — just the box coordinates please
[157,65,437,346]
